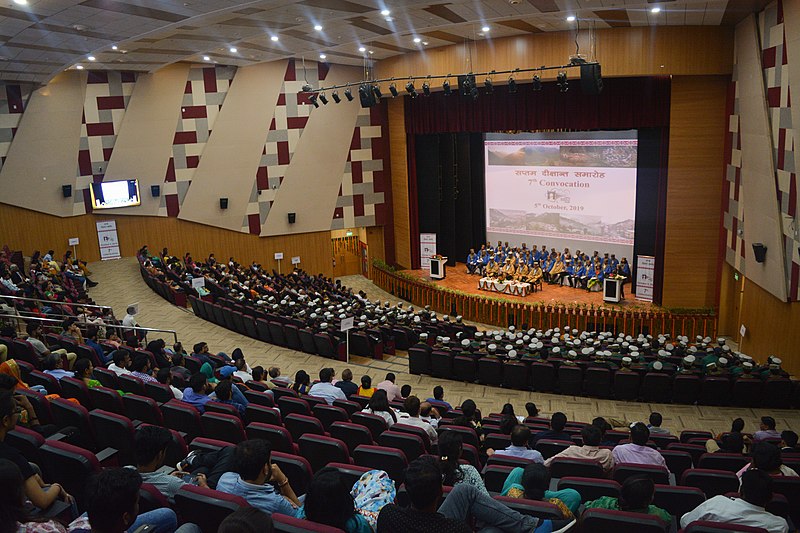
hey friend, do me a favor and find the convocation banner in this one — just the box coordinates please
[96,220,121,260]
[635,255,655,302]
[420,233,437,270]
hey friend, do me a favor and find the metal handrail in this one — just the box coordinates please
[0,295,114,314]
[0,313,179,344]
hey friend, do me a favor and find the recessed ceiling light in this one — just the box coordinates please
[413,37,421,43]
[359,46,366,52]
[111,45,118,50]
[478,32,485,36]
[12,0,27,5]
[422,41,428,45]
[203,55,210,61]
[380,9,390,16]
[482,26,490,32]
[385,17,393,22]
[319,53,326,59]
[314,24,323,31]
[567,15,576,21]
[229,47,237,53]
[75,65,84,69]
[368,50,374,54]
[270,35,279,42]
[650,7,661,13]
[87,56,96,61]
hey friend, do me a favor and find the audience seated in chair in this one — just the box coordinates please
[583,475,671,524]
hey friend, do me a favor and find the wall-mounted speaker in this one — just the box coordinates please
[62,185,72,198]
[752,243,767,263]
[150,185,161,197]
[288,212,296,224]
[219,198,228,209]
[580,63,603,95]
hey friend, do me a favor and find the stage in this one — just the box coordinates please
[401,262,655,310]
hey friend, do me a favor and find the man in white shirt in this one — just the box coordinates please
[108,350,132,376]
[397,396,438,446]
[376,373,403,401]
[612,422,668,470]
[488,425,544,463]
[680,469,788,533]
[42,353,72,380]
[307,368,346,405]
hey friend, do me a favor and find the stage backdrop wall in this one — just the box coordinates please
[409,77,670,304]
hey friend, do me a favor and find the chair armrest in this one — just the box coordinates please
[96,447,118,466]
[47,432,68,441]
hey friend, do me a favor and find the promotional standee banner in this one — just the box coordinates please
[96,220,121,260]
[635,255,655,302]
[420,233,437,270]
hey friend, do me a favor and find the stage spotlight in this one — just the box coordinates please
[372,84,383,99]
[389,82,399,97]
[422,81,431,96]
[484,77,493,94]
[359,84,376,107]
[405,81,417,98]
[470,85,479,100]
[309,93,319,108]
[344,87,354,101]
[319,92,329,105]
[557,71,568,92]
[302,83,313,93]
[508,76,517,94]
[443,79,451,96]
[532,74,542,91]
[332,91,341,103]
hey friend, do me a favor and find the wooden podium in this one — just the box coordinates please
[603,278,622,303]
[430,257,447,280]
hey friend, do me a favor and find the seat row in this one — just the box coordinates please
[409,348,799,408]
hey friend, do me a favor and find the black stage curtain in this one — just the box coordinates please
[410,77,671,305]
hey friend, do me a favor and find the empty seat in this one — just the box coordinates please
[271,452,313,495]
[123,394,164,426]
[494,496,564,520]
[144,381,175,403]
[771,476,800,525]
[548,457,605,479]
[659,450,693,479]
[429,350,453,378]
[408,347,431,375]
[201,412,247,444]
[284,413,326,441]
[762,379,793,409]
[557,365,583,395]
[502,361,529,390]
[652,484,706,518]
[641,373,673,403]
[353,445,408,483]
[485,454,535,470]
[313,404,349,430]
[667,443,707,466]
[60,377,91,407]
[453,355,477,382]
[681,468,740,498]
[329,421,373,453]
[530,362,556,392]
[681,430,714,443]
[88,386,125,415]
[284,324,303,352]
[139,482,171,514]
[584,367,612,398]
[484,433,512,452]
[117,374,146,395]
[298,434,351,472]
[50,397,95,450]
[243,389,274,407]
[534,439,573,460]
[612,463,670,485]
[378,430,425,462]
[350,412,389,440]
[557,477,621,502]
[613,371,641,401]
[245,422,298,454]
[672,375,701,404]
[333,399,361,417]
[161,400,203,441]
[89,410,137,465]
[272,514,346,532]
[482,464,515,492]
[6,426,45,465]
[278,396,310,417]
[391,423,431,452]
[580,508,669,533]
[174,484,250,533]
[246,404,282,425]
[697,453,749,472]
[731,379,764,407]
[699,377,731,406]
[650,434,679,450]
[477,358,503,387]
[297,328,318,354]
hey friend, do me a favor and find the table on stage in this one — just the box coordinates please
[478,277,531,297]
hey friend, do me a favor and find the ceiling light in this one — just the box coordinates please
[229,47,237,53]
[203,55,210,61]
[75,65,84,70]
[309,93,319,108]
[271,35,279,42]
[477,32,485,37]
[314,24,323,31]
[389,82,399,97]
[405,81,417,98]
[319,54,327,60]
[319,93,329,105]
[443,79,451,96]
[13,0,27,5]
[413,37,421,43]
[508,76,517,94]
[482,26,490,32]
[422,41,428,45]
[651,6,661,13]
[332,91,341,104]
[87,56,96,61]
[567,15,576,22]
[111,45,118,50]
[385,17,393,22]
[380,9,390,16]
[344,87,354,101]
[359,46,366,52]
[368,50,374,54]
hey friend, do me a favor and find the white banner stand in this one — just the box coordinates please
[340,316,354,363]
[635,255,655,302]
[420,233,436,270]
[274,252,284,274]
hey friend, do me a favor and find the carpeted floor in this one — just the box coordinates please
[85,257,799,436]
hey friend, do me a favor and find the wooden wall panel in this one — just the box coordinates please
[662,76,728,309]
[717,262,743,342]
[388,98,411,268]
[376,26,734,83]
[0,203,334,277]
[366,225,385,264]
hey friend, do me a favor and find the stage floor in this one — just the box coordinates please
[402,262,655,309]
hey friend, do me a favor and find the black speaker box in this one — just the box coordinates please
[752,243,767,263]
[62,185,72,198]
[580,63,603,95]
[151,185,160,197]
[288,212,296,224]
[358,84,376,108]
[219,198,228,209]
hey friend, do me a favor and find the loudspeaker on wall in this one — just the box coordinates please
[150,185,160,197]
[288,212,296,224]
[752,243,767,263]
[219,198,228,209]
[580,63,603,95]
[62,185,72,198]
